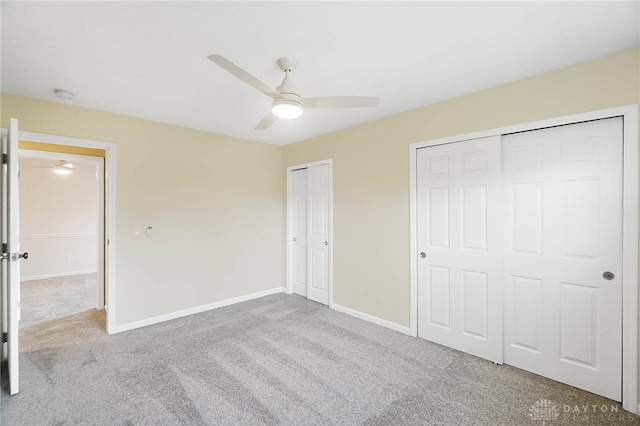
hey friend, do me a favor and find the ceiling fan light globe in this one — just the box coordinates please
[272,100,303,119]
[53,165,72,175]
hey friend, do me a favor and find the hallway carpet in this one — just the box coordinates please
[20,273,97,327]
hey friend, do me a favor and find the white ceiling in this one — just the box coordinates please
[2,1,638,146]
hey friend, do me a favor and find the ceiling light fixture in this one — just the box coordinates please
[53,162,73,175]
[271,98,303,119]
[53,89,75,100]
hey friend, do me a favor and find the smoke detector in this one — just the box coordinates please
[53,89,75,100]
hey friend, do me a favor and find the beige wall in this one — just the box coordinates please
[283,48,640,327]
[1,94,284,326]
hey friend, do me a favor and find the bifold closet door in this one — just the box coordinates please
[503,118,623,401]
[416,136,503,363]
[291,164,330,305]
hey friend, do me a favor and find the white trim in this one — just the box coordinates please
[112,287,285,334]
[328,162,334,306]
[21,269,98,282]
[285,167,294,295]
[285,159,334,307]
[622,106,639,413]
[18,130,117,334]
[409,106,635,149]
[409,104,638,413]
[331,303,412,336]
[409,145,418,338]
[19,131,115,150]
[20,232,97,240]
[96,157,105,310]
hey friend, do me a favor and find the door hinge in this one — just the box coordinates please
[2,332,7,343]
[2,154,7,165]
[2,243,7,253]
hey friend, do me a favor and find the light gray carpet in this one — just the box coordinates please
[2,293,639,425]
[20,273,97,327]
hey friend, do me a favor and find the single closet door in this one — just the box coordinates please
[502,117,623,401]
[417,136,503,363]
[290,164,330,305]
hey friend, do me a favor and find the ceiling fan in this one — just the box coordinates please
[208,55,380,130]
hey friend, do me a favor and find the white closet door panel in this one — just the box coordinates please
[427,188,449,248]
[417,136,503,363]
[426,265,450,329]
[503,117,622,401]
[461,270,488,339]
[511,275,543,353]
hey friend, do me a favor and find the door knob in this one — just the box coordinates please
[10,252,28,261]
[603,271,615,280]
[420,252,426,259]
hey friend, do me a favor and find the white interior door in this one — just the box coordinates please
[417,136,503,363]
[503,118,623,401]
[292,168,308,297]
[306,164,330,305]
[2,118,22,395]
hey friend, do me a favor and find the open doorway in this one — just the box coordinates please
[17,140,108,334]
[18,154,102,328]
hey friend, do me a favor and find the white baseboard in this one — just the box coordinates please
[112,287,286,334]
[331,303,412,335]
[21,269,97,282]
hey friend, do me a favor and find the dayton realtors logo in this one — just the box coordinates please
[529,399,559,424]
[529,399,636,423]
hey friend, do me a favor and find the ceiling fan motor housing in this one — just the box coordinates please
[274,92,302,105]
[276,73,299,96]
[276,57,298,72]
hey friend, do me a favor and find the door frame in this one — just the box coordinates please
[409,104,638,413]
[16,130,117,334]
[286,159,334,306]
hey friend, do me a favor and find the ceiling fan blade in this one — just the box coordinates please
[302,96,380,109]
[208,55,280,99]
[255,112,279,130]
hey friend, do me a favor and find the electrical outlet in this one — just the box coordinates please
[67,254,74,262]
